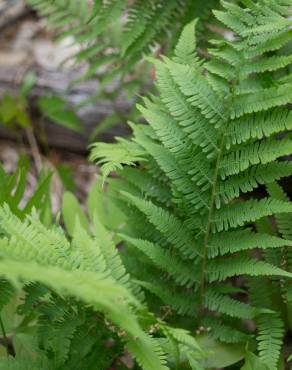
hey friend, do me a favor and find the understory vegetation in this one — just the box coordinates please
[0,0,292,369]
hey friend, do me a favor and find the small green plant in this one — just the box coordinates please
[0,73,36,130]
[0,72,82,149]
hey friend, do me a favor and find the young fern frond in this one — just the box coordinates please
[90,139,146,183]
[91,1,292,367]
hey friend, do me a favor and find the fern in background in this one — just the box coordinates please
[0,157,52,222]
[91,0,292,368]
[26,0,218,122]
[27,0,218,75]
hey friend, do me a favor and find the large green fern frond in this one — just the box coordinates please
[90,1,292,367]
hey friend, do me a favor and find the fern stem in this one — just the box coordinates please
[198,72,238,316]
[0,315,10,356]
[199,132,226,315]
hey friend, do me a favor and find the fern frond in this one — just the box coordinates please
[225,109,292,148]
[218,162,292,204]
[231,84,292,118]
[220,138,292,178]
[205,287,259,319]
[46,312,79,365]
[71,223,107,274]
[133,137,210,211]
[166,59,226,123]
[212,198,292,232]
[90,0,292,363]
[174,19,200,66]
[120,234,198,288]
[208,229,292,258]
[28,0,217,94]
[0,258,168,370]
[154,60,217,156]
[119,167,172,205]
[240,55,292,77]
[257,313,284,370]
[207,256,292,282]
[0,205,72,269]
[89,138,146,182]
[202,316,249,343]
[138,280,198,316]
[92,215,131,289]
[121,191,202,259]
[266,182,292,241]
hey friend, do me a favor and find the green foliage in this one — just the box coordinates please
[0,202,204,369]
[38,95,82,133]
[241,352,270,370]
[27,0,217,83]
[61,191,89,236]
[0,94,31,129]
[0,0,292,368]
[91,1,292,368]
[90,139,147,183]
[0,157,52,221]
[0,72,36,129]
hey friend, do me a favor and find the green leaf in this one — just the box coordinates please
[22,171,52,216]
[38,96,83,133]
[241,352,270,370]
[57,164,75,192]
[0,94,17,124]
[0,94,31,128]
[62,192,89,236]
[21,72,37,98]
[87,178,126,233]
[197,335,245,369]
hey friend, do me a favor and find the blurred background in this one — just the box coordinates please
[0,0,132,210]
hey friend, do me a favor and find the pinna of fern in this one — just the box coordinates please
[90,0,292,368]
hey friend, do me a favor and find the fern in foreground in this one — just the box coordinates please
[91,0,292,368]
[0,203,204,370]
